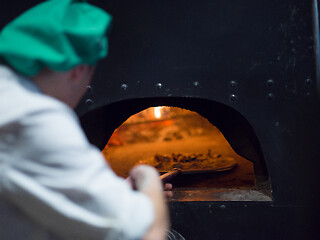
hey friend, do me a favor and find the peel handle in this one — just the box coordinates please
[160,169,181,183]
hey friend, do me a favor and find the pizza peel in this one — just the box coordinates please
[138,154,237,183]
[159,160,237,183]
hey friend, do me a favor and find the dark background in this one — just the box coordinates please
[1,1,320,239]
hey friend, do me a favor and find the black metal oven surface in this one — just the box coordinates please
[2,0,319,239]
[76,0,320,239]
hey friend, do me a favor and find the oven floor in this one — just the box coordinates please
[169,189,272,201]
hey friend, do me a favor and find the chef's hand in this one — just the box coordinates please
[129,165,170,240]
[126,171,173,199]
[163,183,173,198]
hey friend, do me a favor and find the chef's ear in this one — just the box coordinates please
[69,64,92,82]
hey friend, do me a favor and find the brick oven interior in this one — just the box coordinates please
[80,97,272,202]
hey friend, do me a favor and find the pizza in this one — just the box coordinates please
[138,150,237,173]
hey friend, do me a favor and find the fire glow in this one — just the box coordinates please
[154,106,163,119]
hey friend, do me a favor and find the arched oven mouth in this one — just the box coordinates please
[80,97,272,202]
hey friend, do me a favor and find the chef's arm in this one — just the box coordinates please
[129,165,170,240]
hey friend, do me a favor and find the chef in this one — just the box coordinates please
[0,0,169,239]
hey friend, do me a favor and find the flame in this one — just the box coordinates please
[154,107,163,119]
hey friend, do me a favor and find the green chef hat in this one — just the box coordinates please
[0,0,112,76]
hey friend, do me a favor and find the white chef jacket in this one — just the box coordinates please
[0,65,154,240]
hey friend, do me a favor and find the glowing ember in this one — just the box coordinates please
[154,106,163,119]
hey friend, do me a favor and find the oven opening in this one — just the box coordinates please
[100,105,272,202]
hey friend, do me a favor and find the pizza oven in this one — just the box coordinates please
[4,0,318,239]
[74,0,320,239]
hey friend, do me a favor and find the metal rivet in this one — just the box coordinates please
[267,93,275,100]
[229,81,237,88]
[306,92,312,97]
[229,94,237,102]
[305,78,312,86]
[85,99,93,106]
[121,84,128,91]
[275,121,280,127]
[220,205,226,209]
[193,81,200,87]
[87,85,92,92]
[156,83,163,89]
[266,79,274,87]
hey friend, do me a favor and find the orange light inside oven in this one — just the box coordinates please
[154,106,163,119]
[101,106,271,201]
